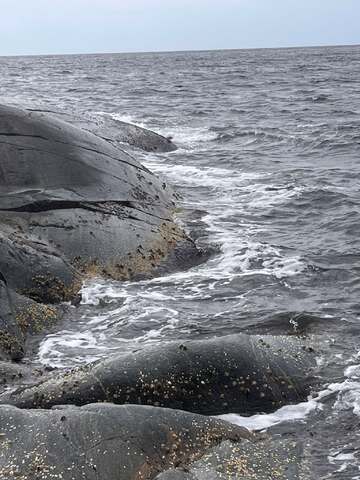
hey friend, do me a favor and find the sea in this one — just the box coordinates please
[1,45,360,478]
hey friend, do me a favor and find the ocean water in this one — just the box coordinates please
[1,45,360,477]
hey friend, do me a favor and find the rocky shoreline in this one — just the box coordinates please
[0,105,317,479]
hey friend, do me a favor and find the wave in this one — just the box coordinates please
[95,111,149,129]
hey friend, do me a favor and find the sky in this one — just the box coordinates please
[0,0,359,56]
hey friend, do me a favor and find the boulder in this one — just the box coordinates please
[1,334,316,413]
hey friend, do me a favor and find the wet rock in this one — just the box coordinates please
[0,277,59,361]
[0,403,250,480]
[155,437,304,479]
[27,107,178,152]
[1,333,316,413]
[98,115,177,153]
[0,104,199,357]
[0,361,32,385]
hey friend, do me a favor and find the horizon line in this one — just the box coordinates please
[0,42,359,59]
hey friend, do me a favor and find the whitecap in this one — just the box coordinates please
[95,111,148,129]
[95,111,218,149]
[219,397,320,431]
[155,125,218,147]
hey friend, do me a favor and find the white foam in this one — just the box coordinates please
[38,285,183,368]
[331,380,360,416]
[328,451,357,474]
[261,255,305,279]
[345,364,360,378]
[96,111,148,129]
[145,152,306,280]
[144,161,306,280]
[328,452,356,463]
[243,183,304,209]
[143,162,260,189]
[219,397,320,431]
[38,330,104,368]
[156,125,218,147]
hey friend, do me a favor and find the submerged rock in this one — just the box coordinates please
[0,404,250,480]
[0,104,200,358]
[1,333,316,413]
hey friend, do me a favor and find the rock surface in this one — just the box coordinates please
[0,403,251,480]
[0,104,200,359]
[155,437,304,480]
[0,277,59,361]
[27,107,178,152]
[1,333,316,413]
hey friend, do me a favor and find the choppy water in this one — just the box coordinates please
[1,45,360,477]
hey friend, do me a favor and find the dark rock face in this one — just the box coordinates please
[27,107,178,153]
[93,115,178,153]
[2,334,316,413]
[0,404,250,480]
[0,104,199,358]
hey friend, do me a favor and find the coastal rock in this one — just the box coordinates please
[0,277,59,361]
[94,114,177,153]
[1,333,316,413]
[0,104,200,357]
[0,404,250,480]
[27,107,178,152]
[155,437,303,480]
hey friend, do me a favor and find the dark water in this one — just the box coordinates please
[1,45,360,477]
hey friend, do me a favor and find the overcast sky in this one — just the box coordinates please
[0,0,359,56]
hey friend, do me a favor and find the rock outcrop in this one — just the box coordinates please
[1,333,316,414]
[0,104,200,359]
[0,404,250,480]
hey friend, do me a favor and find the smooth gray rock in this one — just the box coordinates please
[0,104,201,357]
[1,333,316,414]
[28,107,178,152]
[94,115,178,153]
[0,403,250,480]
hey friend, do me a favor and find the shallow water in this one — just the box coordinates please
[1,45,360,477]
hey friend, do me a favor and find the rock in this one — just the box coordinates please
[1,333,316,413]
[0,276,59,361]
[156,471,194,479]
[0,403,250,480]
[0,361,32,384]
[155,437,304,479]
[27,107,178,152]
[0,104,201,357]
[96,115,178,153]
